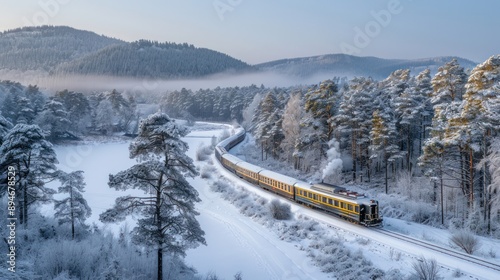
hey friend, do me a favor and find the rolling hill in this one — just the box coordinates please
[0,26,251,79]
[255,54,477,80]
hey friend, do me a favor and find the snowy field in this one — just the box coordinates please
[41,122,500,280]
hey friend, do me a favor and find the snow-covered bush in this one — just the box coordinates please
[196,143,213,161]
[268,199,292,220]
[217,129,231,143]
[201,165,217,179]
[378,192,439,225]
[308,237,384,279]
[210,180,231,193]
[411,257,441,280]
[449,230,481,254]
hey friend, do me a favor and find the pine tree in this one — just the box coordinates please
[253,91,283,159]
[420,59,468,223]
[0,114,13,145]
[333,77,375,182]
[54,90,92,133]
[54,170,92,239]
[99,112,205,280]
[35,98,71,141]
[0,124,58,227]
[280,92,304,166]
[447,55,500,222]
[304,79,339,148]
[369,109,401,193]
[414,69,434,155]
[484,136,500,233]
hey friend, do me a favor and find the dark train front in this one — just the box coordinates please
[359,199,382,226]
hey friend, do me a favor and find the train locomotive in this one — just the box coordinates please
[215,127,383,227]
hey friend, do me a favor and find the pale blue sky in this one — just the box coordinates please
[1,0,498,64]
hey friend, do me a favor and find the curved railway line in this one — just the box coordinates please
[215,127,500,278]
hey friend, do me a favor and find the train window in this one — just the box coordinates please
[348,205,353,211]
[322,197,327,203]
[328,199,333,205]
[313,194,317,200]
[355,206,359,213]
[340,202,345,209]
[334,200,339,207]
[308,193,313,199]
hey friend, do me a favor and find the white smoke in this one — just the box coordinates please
[322,139,343,184]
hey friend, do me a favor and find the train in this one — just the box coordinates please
[215,127,383,227]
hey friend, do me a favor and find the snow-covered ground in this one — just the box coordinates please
[41,122,500,280]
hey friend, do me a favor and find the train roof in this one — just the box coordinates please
[294,182,374,204]
[221,153,243,165]
[236,161,263,173]
[216,127,245,149]
[293,180,312,189]
[259,169,300,186]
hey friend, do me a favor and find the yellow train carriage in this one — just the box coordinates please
[221,153,242,173]
[294,183,364,223]
[258,170,295,200]
[235,161,262,185]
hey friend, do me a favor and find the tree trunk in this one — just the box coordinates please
[469,148,474,209]
[351,134,357,182]
[158,247,163,280]
[156,174,164,280]
[440,170,444,225]
[70,186,75,240]
[385,158,388,194]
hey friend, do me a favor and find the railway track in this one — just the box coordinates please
[373,228,500,273]
[215,129,500,278]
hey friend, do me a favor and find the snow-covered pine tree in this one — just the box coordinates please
[280,91,305,166]
[333,77,375,182]
[484,136,500,233]
[414,69,434,155]
[393,72,432,172]
[0,113,13,145]
[17,97,36,124]
[99,112,205,280]
[35,98,71,141]
[0,124,58,227]
[54,170,91,239]
[420,59,468,223]
[369,109,401,193]
[253,91,283,160]
[1,82,45,125]
[304,79,339,151]
[448,55,500,225]
[54,90,92,134]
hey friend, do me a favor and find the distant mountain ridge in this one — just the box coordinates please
[0,26,125,71]
[0,25,480,81]
[0,26,251,78]
[55,40,252,78]
[255,54,478,80]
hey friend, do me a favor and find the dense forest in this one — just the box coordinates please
[160,56,500,237]
[0,26,251,79]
